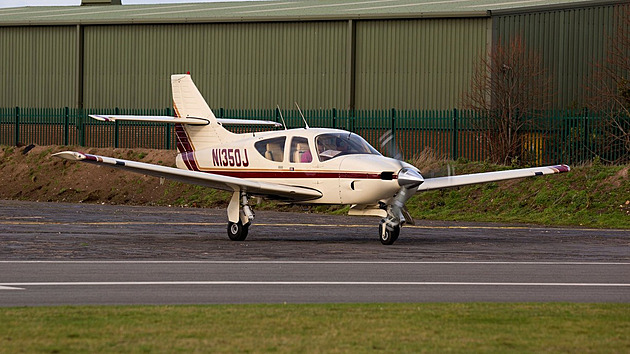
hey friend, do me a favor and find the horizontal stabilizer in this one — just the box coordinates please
[418,165,570,192]
[89,115,282,127]
[215,118,283,128]
[53,151,321,202]
[89,115,209,125]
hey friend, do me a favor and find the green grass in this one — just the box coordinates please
[1,304,629,353]
[406,161,630,228]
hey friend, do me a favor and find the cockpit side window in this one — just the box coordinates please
[254,137,286,162]
[290,137,312,163]
[315,133,380,162]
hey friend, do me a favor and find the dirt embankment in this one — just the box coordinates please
[0,145,219,207]
[1,144,629,228]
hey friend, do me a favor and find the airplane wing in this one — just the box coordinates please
[89,115,283,127]
[53,151,321,202]
[418,165,570,192]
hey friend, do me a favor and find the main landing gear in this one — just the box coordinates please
[227,191,254,241]
[228,220,250,241]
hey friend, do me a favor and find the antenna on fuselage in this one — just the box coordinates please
[294,102,309,129]
[276,105,288,130]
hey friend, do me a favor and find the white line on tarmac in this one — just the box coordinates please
[0,261,628,265]
[0,286,24,290]
[1,281,629,287]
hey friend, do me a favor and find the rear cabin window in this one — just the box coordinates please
[254,137,286,162]
[289,137,312,163]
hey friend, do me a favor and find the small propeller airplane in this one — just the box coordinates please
[54,74,570,245]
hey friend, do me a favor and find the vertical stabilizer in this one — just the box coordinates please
[171,74,235,153]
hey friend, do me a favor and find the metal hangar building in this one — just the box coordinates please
[0,0,627,111]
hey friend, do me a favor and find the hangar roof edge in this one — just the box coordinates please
[0,0,624,26]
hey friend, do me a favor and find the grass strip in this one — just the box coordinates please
[1,303,629,352]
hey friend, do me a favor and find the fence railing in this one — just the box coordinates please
[1,107,627,165]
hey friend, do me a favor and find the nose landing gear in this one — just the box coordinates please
[378,168,423,245]
[379,218,400,245]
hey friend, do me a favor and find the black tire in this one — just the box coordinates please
[227,221,249,241]
[379,220,400,245]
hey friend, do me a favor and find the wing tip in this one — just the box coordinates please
[88,114,110,121]
[551,164,570,173]
[52,151,87,161]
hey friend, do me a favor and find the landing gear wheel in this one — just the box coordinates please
[227,221,249,241]
[379,220,400,245]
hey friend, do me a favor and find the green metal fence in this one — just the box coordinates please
[1,107,628,165]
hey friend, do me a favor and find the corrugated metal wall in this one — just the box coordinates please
[83,21,348,110]
[494,4,625,108]
[354,18,489,110]
[0,26,76,107]
[1,5,624,111]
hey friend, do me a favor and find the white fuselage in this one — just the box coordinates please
[175,128,409,204]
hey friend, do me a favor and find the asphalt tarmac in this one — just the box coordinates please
[1,200,629,305]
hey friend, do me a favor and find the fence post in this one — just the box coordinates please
[582,108,589,163]
[349,110,355,132]
[218,108,224,119]
[78,108,85,147]
[165,107,171,150]
[14,106,19,146]
[332,108,337,129]
[452,108,458,161]
[64,107,69,146]
[391,108,396,135]
[114,107,119,148]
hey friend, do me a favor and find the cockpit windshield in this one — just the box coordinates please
[315,133,381,162]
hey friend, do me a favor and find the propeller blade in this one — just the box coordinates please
[401,206,415,226]
[379,130,403,160]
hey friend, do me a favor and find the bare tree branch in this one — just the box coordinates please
[462,36,554,165]
[584,6,630,164]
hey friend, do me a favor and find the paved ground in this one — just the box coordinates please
[1,200,629,305]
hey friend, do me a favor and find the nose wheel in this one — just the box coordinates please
[379,218,400,245]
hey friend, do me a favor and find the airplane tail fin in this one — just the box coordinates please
[171,74,235,153]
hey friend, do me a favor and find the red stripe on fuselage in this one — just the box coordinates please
[174,124,200,171]
[210,171,385,179]
[180,151,199,171]
[175,124,193,153]
[182,168,392,180]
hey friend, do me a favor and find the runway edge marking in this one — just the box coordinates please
[1,261,629,265]
[0,285,24,290]
[2,281,630,287]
